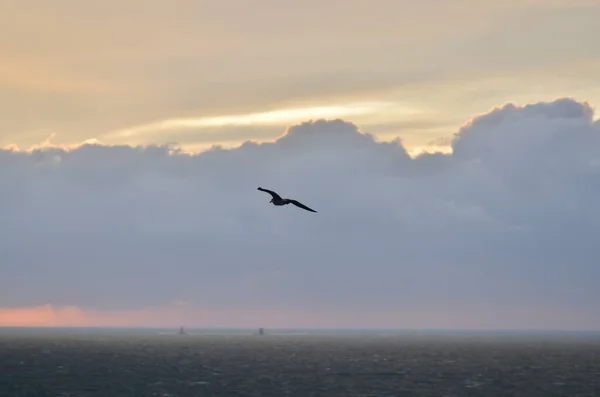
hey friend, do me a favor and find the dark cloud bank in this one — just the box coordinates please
[1,98,599,327]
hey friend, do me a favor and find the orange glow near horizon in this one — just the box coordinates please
[0,305,157,327]
[0,304,327,329]
[1,304,598,330]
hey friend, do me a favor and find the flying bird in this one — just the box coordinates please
[257,187,317,213]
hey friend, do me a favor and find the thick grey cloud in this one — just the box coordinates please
[1,98,599,325]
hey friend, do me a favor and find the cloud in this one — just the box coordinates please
[104,102,399,139]
[1,97,599,329]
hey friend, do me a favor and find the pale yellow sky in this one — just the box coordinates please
[1,0,599,153]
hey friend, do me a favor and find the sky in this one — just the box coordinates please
[1,1,600,329]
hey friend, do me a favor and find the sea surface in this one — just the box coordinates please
[0,328,599,396]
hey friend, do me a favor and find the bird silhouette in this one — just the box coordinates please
[257,187,317,213]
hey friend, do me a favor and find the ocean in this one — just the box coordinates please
[1,328,599,396]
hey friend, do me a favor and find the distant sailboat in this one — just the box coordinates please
[178,326,187,335]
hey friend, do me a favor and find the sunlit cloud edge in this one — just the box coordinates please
[102,101,422,139]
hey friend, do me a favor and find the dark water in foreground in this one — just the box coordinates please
[0,329,599,396]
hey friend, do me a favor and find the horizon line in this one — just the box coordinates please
[2,326,599,333]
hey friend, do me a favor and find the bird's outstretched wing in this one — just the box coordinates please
[289,199,317,213]
[257,187,282,201]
